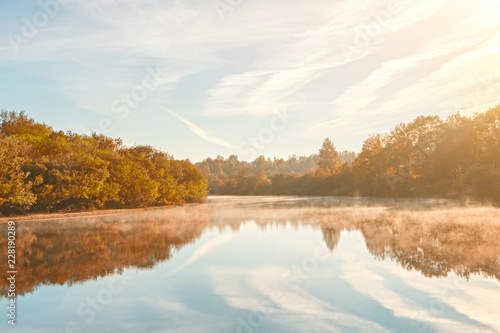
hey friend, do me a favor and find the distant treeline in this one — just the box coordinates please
[197,104,500,203]
[0,111,207,215]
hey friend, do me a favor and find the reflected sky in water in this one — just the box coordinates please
[1,196,500,332]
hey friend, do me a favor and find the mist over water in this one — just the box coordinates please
[1,197,500,332]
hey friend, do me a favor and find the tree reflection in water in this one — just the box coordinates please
[0,205,209,297]
[1,197,499,298]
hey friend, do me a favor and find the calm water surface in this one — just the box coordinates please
[1,196,500,332]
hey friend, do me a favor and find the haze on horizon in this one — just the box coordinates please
[1,0,499,162]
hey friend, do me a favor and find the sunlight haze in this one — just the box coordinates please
[1,0,499,161]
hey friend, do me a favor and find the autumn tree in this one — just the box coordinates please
[0,135,36,213]
[0,111,208,215]
[318,138,339,173]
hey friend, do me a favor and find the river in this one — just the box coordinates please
[1,196,500,332]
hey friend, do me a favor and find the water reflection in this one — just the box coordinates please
[1,197,499,299]
[0,205,209,297]
[207,197,500,282]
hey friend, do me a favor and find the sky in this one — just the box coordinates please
[0,0,499,162]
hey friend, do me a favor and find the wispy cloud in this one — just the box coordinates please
[320,0,500,135]
[161,107,236,150]
[1,0,498,158]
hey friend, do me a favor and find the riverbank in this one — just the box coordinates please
[2,194,497,223]
[0,203,201,222]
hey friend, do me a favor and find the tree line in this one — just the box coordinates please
[0,111,207,215]
[197,104,500,203]
[2,103,499,215]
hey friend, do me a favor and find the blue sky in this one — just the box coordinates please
[1,0,499,162]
